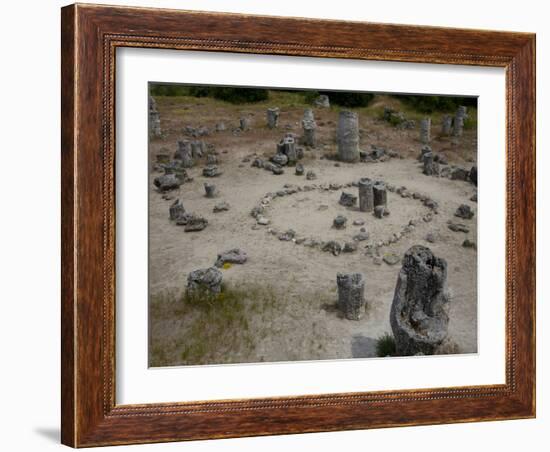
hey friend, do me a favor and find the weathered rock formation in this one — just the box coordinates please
[301,109,317,147]
[187,267,223,296]
[390,246,451,355]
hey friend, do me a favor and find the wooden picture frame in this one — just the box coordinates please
[61,3,535,447]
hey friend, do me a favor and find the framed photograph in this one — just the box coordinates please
[61,3,536,447]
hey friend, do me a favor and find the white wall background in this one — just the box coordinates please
[0,1,545,450]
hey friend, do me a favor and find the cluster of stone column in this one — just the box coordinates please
[357,178,387,216]
[149,96,161,138]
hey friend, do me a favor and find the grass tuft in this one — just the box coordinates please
[376,332,397,357]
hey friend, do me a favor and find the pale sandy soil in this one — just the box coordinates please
[149,93,478,366]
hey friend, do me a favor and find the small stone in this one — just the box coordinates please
[343,242,358,253]
[183,216,208,232]
[153,173,181,192]
[295,163,305,176]
[333,215,347,229]
[306,170,317,180]
[374,205,387,219]
[425,232,437,243]
[454,204,474,220]
[353,231,370,242]
[213,201,230,213]
[203,165,222,177]
[271,165,284,175]
[462,239,477,249]
[470,193,478,202]
[257,216,270,225]
[353,219,365,226]
[451,167,469,181]
[448,221,470,233]
[373,256,383,265]
[339,192,357,207]
[215,248,248,267]
[271,153,288,166]
[322,241,342,256]
[278,229,296,241]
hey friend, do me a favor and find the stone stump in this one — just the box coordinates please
[204,182,217,198]
[373,182,387,207]
[301,109,317,147]
[441,115,453,136]
[337,111,360,162]
[267,107,280,129]
[191,140,206,158]
[277,136,297,165]
[240,116,252,131]
[337,273,366,320]
[390,246,451,355]
[358,177,374,212]
[420,117,431,144]
[174,140,194,168]
[169,199,185,220]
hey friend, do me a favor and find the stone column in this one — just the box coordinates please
[337,273,366,320]
[301,109,316,147]
[358,177,374,212]
[373,182,387,207]
[453,106,466,137]
[337,111,360,162]
[441,115,453,136]
[420,117,431,144]
[422,151,434,175]
[149,96,161,138]
[174,140,194,168]
[390,246,450,355]
[267,107,280,129]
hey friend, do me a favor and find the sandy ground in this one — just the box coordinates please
[149,94,478,365]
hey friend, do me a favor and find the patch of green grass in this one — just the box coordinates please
[376,332,397,357]
[149,282,279,367]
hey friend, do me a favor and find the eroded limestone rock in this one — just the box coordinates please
[390,246,451,355]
